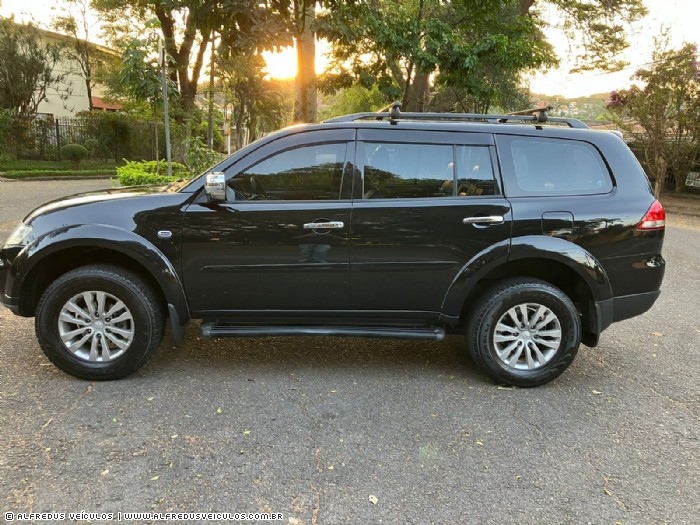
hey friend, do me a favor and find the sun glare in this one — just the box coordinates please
[262,42,331,80]
[262,47,298,79]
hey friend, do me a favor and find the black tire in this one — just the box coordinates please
[465,278,581,387]
[35,264,165,380]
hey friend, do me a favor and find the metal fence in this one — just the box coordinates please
[5,114,163,162]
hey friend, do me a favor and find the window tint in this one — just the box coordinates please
[229,143,347,201]
[364,142,453,199]
[456,146,497,196]
[499,136,611,196]
[363,142,497,199]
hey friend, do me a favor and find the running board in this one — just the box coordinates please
[200,323,446,341]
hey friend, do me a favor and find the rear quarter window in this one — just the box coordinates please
[496,135,613,197]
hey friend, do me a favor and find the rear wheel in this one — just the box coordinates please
[35,264,164,380]
[465,278,581,387]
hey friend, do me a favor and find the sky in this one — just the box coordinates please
[2,0,700,98]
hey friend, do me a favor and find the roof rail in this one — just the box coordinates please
[324,102,589,129]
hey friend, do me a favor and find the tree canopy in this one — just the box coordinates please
[317,0,648,111]
[0,18,64,116]
[607,40,700,195]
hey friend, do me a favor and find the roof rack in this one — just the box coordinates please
[324,101,589,129]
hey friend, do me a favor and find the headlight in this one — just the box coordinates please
[4,223,33,247]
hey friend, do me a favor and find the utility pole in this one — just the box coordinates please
[159,38,173,177]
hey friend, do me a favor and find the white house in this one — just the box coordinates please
[33,27,119,118]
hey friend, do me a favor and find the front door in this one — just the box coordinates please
[182,130,355,317]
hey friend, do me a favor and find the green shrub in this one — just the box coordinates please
[117,159,189,186]
[84,138,98,159]
[60,143,88,169]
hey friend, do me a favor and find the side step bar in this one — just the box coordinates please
[200,323,446,341]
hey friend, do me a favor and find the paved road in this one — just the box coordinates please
[1,180,698,524]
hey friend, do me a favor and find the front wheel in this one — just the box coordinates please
[465,279,581,387]
[35,264,164,380]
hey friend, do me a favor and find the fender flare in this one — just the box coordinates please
[441,236,613,318]
[508,236,613,301]
[441,239,511,316]
[10,224,190,324]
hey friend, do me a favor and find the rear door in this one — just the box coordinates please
[350,129,512,313]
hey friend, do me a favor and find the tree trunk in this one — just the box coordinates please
[653,154,666,197]
[402,71,430,112]
[294,3,316,123]
[207,37,216,151]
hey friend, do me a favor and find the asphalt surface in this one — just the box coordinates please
[0,179,698,524]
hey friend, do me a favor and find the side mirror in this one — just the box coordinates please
[205,172,226,202]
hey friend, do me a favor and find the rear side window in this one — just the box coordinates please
[496,135,612,196]
[363,142,498,199]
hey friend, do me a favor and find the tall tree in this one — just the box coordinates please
[607,40,700,195]
[93,1,290,133]
[293,0,316,122]
[318,0,647,112]
[52,0,103,110]
[219,52,290,150]
[0,18,64,116]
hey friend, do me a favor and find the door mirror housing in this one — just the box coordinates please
[205,172,226,202]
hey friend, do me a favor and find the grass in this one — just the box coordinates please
[0,158,118,179]
[2,169,117,179]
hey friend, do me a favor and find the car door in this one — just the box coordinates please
[182,129,355,316]
[350,129,512,313]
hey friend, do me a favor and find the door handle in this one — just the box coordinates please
[462,215,505,225]
[303,221,345,229]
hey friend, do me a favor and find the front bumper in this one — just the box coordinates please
[0,248,20,315]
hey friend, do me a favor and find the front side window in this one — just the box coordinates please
[497,135,612,196]
[228,142,347,201]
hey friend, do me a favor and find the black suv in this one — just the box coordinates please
[0,107,666,386]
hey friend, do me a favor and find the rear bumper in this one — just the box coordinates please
[612,290,661,323]
[589,290,661,346]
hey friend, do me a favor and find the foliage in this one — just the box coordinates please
[547,0,648,73]
[606,40,700,194]
[0,158,116,171]
[317,0,647,112]
[1,168,116,178]
[60,143,89,169]
[319,84,388,120]
[113,37,178,109]
[428,84,531,115]
[116,159,188,186]
[182,136,225,176]
[83,138,99,159]
[93,1,291,127]
[219,52,291,150]
[51,0,114,111]
[0,18,65,116]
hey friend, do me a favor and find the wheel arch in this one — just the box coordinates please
[443,236,612,343]
[10,224,189,324]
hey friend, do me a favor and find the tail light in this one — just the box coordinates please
[637,200,665,230]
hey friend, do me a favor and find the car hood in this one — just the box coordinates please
[23,184,176,223]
